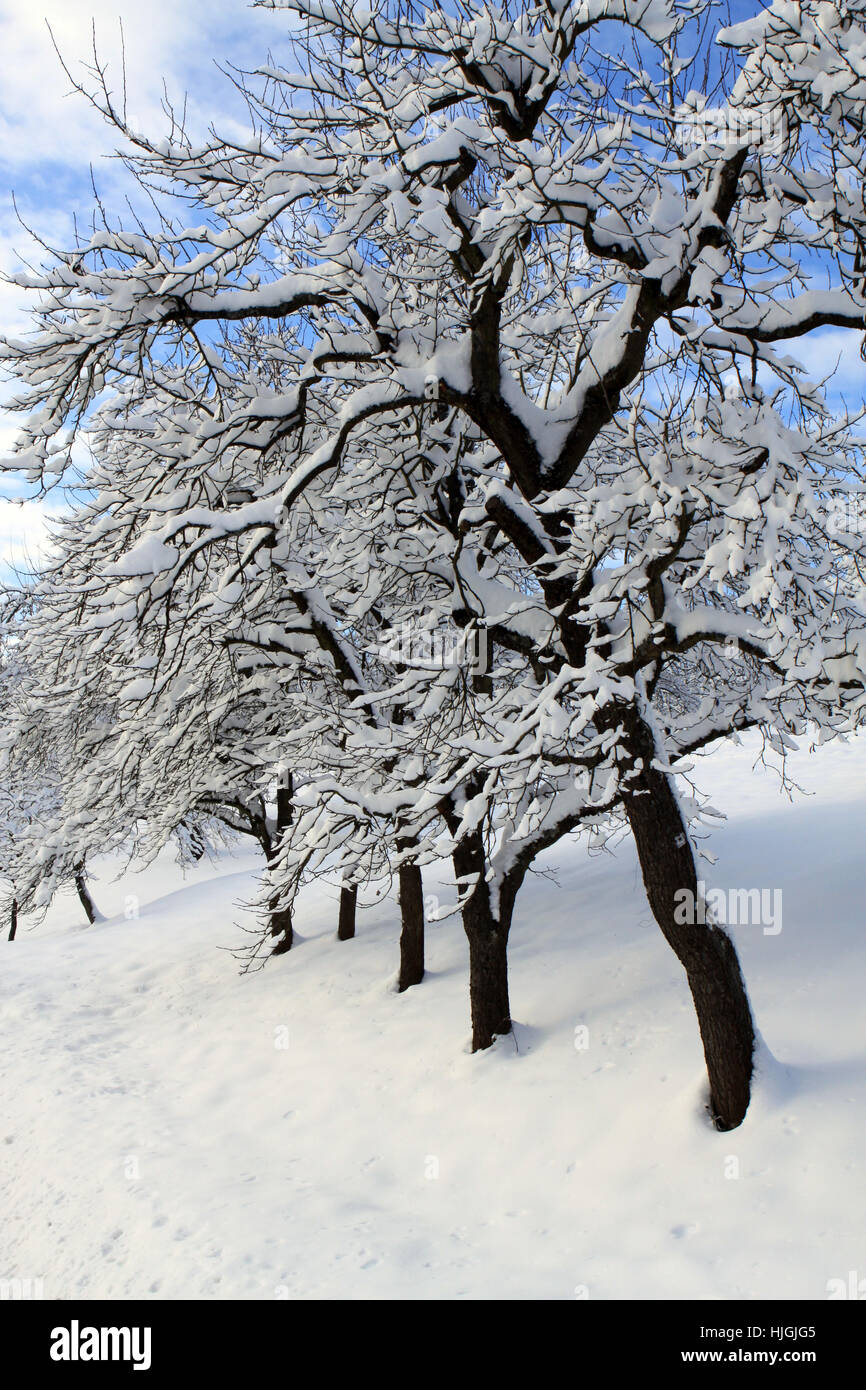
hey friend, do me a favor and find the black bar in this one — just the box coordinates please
[1,1298,862,1375]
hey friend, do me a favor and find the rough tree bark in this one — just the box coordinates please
[268,774,294,955]
[397,857,425,992]
[8,897,17,942]
[451,828,520,1051]
[615,702,755,1130]
[74,864,101,925]
[337,882,357,941]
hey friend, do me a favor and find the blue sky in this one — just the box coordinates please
[0,0,862,573]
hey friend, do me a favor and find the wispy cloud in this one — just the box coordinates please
[0,1,279,169]
[0,0,291,556]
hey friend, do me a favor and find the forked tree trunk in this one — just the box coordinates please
[74,865,101,925]
[269,776,294,955]
[337,883,357,941]
[8,897,17,942]
[452,829,517,1051]
[397,860,425,992]
[617,703,755,1130]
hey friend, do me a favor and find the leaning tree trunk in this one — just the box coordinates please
[268,775,294,955]
[337,882,357,941]
[74,864,101,925]
[397,859,425,992]
[452,829,515,1051]
[8,897,17,942]
[616,702,755,1131]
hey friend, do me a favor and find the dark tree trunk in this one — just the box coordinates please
[391,714,425,990]
[8,897,17,942]
[452,829,517,1051]
[338,883,357,941]
[397,860,425,991]
[186,822,206,861]
[268,899,294,955]
[268,774,294,955]
[616,703,755,1131]
[466,912,511,1051]
[74,865,100,925]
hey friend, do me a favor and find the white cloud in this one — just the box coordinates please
[0,0,290,274]
[0,1,280,169]
[796,328,866,399]
[0,496,54,574]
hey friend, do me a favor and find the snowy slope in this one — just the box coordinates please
[1,733,864,1301]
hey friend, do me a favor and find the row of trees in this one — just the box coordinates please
[2,0,866,1131]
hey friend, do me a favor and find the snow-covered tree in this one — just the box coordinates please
[0,612,106,931]
[4,0,866,1129]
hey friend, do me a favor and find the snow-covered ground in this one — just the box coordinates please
[1,733,864,1301]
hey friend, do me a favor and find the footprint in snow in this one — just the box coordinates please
[671,1222,701,1239]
